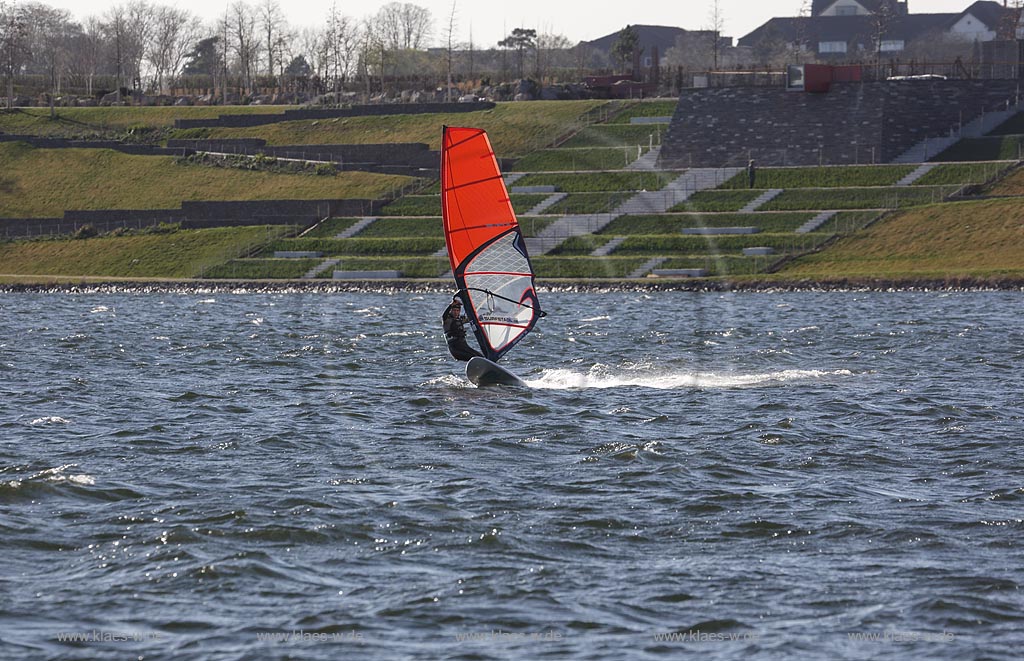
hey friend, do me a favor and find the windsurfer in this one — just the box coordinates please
[442,295,483,361]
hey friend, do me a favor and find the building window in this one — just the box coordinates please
[879,40,904,52]
[835,5,858,16]
[819,41,848,53]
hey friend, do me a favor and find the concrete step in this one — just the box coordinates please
[740,189,783,212]
[895,164,937,186]
[536,213,615,239]
[797,210,837,234]
[303,257,340,279]
[336,216,377,238]
[526,192,567,215]
[627,145,662,170]
[591,236,626,257]
[629,257,666,278]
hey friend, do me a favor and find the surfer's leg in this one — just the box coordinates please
[449,340,482,361]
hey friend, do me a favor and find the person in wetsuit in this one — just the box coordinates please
[442,295,483,361]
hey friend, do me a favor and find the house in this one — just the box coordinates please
[577,25,731,69]
[738,1,1018,59]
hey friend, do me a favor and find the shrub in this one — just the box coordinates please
[73,224,98,239]
[545,192,633,214]
[718,165,914,189]
[512,146,652,171]
[264,237,444,255]
[532,256,647,278]
[204,258,321,279]
[513,171,671,192]
[671,190,762,212]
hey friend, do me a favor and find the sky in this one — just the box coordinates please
[38,0,981,48]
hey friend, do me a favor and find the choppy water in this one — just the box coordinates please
[1,290,1022,660]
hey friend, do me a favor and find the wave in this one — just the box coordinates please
[526,365,853,390]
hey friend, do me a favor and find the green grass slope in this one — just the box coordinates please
[0,142,416,217]
[778,198,1024,280]
[171,101,607,156]
[0,226,290,279]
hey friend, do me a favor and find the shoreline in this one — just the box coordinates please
[2,275,1024,294]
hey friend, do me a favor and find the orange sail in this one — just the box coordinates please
[441,126,542,362]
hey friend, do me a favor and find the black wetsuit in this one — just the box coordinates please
[442,302,483,361]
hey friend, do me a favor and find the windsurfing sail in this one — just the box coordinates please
[441,125,542,363]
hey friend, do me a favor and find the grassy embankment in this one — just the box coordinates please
[777,196,1024,282]
[0,141,415,217]
[2,100,1024,285]
[0,225,290,282]
[0,101,614,281]
[0,101,616,151]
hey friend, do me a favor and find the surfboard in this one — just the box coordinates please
[466,357,528,388]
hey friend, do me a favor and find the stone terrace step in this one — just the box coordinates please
[629,257,666,278]
[740,188,783,212]
[336,216,378,238]
[895,164,937,186]
[797,210,837,234]
[303,258,340,279]
[591,236,626,257]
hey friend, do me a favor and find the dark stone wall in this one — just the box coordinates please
[0,134,191,156]
[658,80,1022,167]
[167,140,439,174]
[2,134,437,175]
[173,101,495,129]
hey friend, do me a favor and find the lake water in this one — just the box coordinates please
[1,289,1022,660]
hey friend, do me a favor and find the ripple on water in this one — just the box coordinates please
[2,291,1023,659]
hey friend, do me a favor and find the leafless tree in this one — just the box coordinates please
[374,2,432,51]
[325,2,360,94]
[102,4,128,99]
[1,0,30,107]
[444,1,456,101]
[149,5,201,94]
[215,8,230,103]
[358,16,382,98]
[258,0,289,85]
[297,25,327,81]
[533,31,571,87]
[124,1,154,93]
[707,0,725,70]
[229,0,260,95]
[74,16,105,97]
[28,3,74,115]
